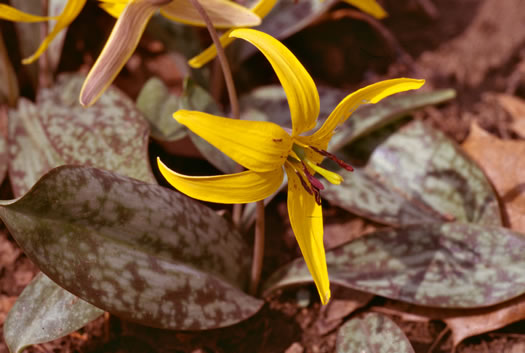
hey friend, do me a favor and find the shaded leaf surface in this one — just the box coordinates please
[4,273,104,353]
[264,222,525,308]
[1,166,262,330]
[462,122,525,232]
[336,313,415,353]
[324,120,501,226]
[8,73,155,197]
[136,77,186,142]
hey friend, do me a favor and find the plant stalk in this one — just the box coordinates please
[187,0,240,119]
[250,200,265,295]
[188,0,263,293]
[187,0,244,225]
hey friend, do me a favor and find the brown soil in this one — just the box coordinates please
[2,0,525,352]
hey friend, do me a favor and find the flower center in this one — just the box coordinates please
[287,144,353,205]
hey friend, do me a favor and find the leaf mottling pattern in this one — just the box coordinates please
[8,73,154,198]
[264,223,525,308]
[4,273,104,353]
[0,166,261,329]
[323,120,501,227]
[336,313,415,353]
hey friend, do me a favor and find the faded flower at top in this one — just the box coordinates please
[157,28,425,304]
[0,0,260,106]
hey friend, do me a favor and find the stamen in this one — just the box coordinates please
[312,186,322,205]
[301,162,325,190]
[295,171,313,196]
[310,146,354,172]
[304,160,343,185]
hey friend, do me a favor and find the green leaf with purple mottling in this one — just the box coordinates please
[4,273,104,353]
[336,313,415,353]
[323,119,501,226]
[5,73,154,351]
[264,222,525,308]
[1,166,263,331]
[8,73,155,198]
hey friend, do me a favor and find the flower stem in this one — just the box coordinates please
[188,0,263,293]
[187,0,244,225]
[187,0,240,119]
[250,200,265,295]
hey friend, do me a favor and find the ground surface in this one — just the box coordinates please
[2,0,525,352]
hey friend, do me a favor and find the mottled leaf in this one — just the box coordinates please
[8,73,155,197]
[4,273,104,353]
[238,0,338,61]
[328,89,457,151]
[0,166,263,330]
[462,122,525,232]
[0,33,19,106]
[6,73,155,350]
[136,77,186,142]
[336,313,415,353]
[264,222,525,308]
[323,120,501,226]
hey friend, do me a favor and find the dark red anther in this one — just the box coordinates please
[295,171,313,196]
[310,146,354,172]
[312,186,322,205]
[301,162,325,190]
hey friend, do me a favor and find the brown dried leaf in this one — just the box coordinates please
[496,94,525,137]
[445,295,525,346]
[462,122,525,231]
[372,296,525,347]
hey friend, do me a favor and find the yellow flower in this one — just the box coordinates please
[157,28,424,304]
[188,0,387,69]
[0,0,260,106]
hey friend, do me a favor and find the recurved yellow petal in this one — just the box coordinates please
[284,164,330,305]
[80,0,156,107]
[158,158,284,203]
[188,0,277,68]
[0,4,54,22]
[230,28,319,136]
[21,0,87,64]
[343,0,387,19]
[160,0,261,29]
[174,110,292,172]
[305,78,425,145]
[188,31,234,69]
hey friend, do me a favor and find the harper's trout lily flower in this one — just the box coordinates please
[157,28,424,304]
[0,0,260,106]
[188,0,387,68]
